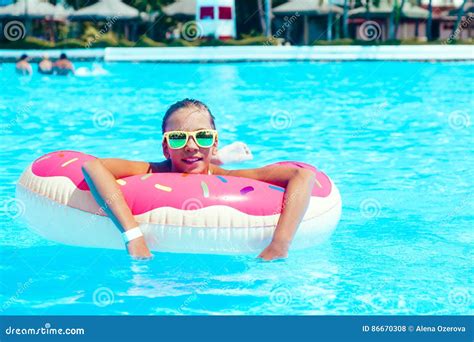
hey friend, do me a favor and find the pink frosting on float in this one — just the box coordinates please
[31,150,332,216]
[32,150,96,190]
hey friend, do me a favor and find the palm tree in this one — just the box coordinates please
[328,0,333,40]
[266,0,272,37]
[388,0,396,40]
[257,0,266,35]
[426,0,432,40]
[452,0,468,39]
[414,0,421,37]
[393,0,406,39]
[343,0,349,38]
[257,0,273,37]
[365,0,370,21]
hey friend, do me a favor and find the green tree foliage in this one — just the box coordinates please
[123,0,174,12]
[354,0,381,7]
[234,0,286,37]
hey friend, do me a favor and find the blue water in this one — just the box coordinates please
[1,61,473,315]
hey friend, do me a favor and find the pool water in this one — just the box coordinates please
[1,61,472,315]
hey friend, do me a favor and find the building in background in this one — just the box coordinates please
[196,0,236,39]
[418,0,472,41]
[420,0,462,5]
[348,1,429,41]
[435,1,473,41]
[0,0,73,42]
[273,0,343,44]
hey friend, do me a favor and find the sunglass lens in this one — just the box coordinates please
[168,132,187,149]
[196,131,215,147]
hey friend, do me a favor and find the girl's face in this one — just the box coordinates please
[162,106,218,174]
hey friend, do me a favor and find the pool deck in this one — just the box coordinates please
[1,45,473,62]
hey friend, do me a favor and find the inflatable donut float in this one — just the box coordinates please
[16,150,342,254]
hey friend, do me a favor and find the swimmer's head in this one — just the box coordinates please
[161,99,218,174]
[59,53,67,60]
[19,54,28,61]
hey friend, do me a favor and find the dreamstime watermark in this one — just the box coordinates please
[443,194,471,222]
[363,101,388,126]
[448,288,470,307]
[270,110,292,130]
[92,110,114,130]
[181,21,203,41]
[264,12,300,46]
[1,102,32,133]
[179,280,210,312]
[78,189,123,245]
[5,322,85,336]
[350,101,389,138]
[93,190,123,216]
[181,197,204,217]
[371,101,388,118]
[359,198,381,219]
[269,286,292,306]
[270,189,305,216]
[359,21,382,41]
[355,290,407,313]
[181,198,204,211]
[309,295,331,309]
[445,14,473,44]
[92,287,114,307]
[2,197,26,219]
[84,16,118,48]
[3,20,26,41]
[447,110,470,130]
[1,278,34,313]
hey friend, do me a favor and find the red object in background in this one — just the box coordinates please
[219,6,232,20]
[200,6,214,19]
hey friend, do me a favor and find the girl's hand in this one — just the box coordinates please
[126,237,153,260]
[213,142,253,165]
[258,240,290,261]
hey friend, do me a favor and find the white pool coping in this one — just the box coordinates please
[1,45,473,62]
[0,48,104,60]
[104,45,474,62]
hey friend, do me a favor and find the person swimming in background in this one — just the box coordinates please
[38,54,53,75]
[82,99,315,261]
[15,54,32,76]
[53,53,75,75]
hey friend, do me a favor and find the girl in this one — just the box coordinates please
[82,99,315,261]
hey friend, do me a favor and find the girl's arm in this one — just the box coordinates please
[81,147,249,260]
[222,165,315,261]
[82,158,155,259]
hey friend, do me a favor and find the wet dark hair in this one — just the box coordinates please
[19,54,28,61]
[162,98,216,134]
[59,53,67,59]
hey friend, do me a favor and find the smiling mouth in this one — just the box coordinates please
[182,157,203,165]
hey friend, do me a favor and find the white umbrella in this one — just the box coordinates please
[0,0,73,19]
[348,1,429,19]
[53,2,73,20]
[273,0,343,15]
[0,0,48,18]
[69,0,139,20]
[162,0,196,17]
